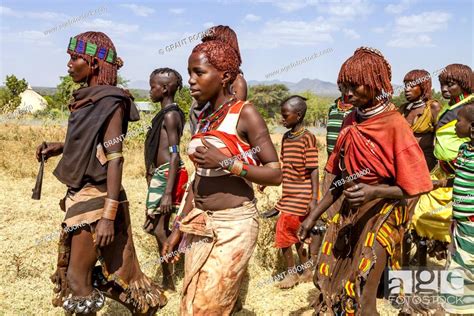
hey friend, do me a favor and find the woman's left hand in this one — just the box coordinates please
[343,183,377,208]
[194,138,231,169]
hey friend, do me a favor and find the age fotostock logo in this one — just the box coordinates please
[386,269,465,297]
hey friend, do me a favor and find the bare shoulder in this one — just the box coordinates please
[429,100,441,111]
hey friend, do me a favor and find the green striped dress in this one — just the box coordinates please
[326,98,353,156]
[444,142,474,314]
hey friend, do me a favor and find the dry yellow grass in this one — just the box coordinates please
[0,122,404,315]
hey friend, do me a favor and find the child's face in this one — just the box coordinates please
[280,103,299,129]
[67,54,94,84]
[149,75,165,103]
[455,108,472,138]
[404,82,422,102]
[440,79,463,100]
[187,52,225,104]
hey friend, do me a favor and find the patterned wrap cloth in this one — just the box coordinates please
[179,201,259,316]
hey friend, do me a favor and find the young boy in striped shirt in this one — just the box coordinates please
[444,101,474,314]
[274,95,319,289]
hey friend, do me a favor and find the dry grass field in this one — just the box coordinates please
[0,120,426,315]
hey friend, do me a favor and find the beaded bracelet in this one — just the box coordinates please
[229,160,244,176]
[240,162,249,177]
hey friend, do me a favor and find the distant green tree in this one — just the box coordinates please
[0,75,28,114]
[117,74,129,87]
[175,86,192,118]
[248,84,290,120]
[298,91,334,126]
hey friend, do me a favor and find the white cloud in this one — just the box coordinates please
[325,0,374,18]
[244,14,261,22]
[387,34,434,47]
[343,28,360,39]
[169,8,185,15]
[0,5,69,21]
[81,19,139,35]
[0,29,53,46]
[120,4,154,17]
[372,27,386,34]
[241,17,335,49]
[395,11,451,33]
[142,32,181,42]
[385,0,417,14]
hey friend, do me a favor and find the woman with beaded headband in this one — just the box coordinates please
[35,31,167,314]
[298,47,433,315]
[161,39,282,315]
[411,64,473,265]
[188,25,247,135]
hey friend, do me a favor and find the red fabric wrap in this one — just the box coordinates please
[325,110,433,196]
[165,167,188,205]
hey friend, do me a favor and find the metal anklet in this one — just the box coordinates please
[62,288,105,314]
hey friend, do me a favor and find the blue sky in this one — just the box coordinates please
[0,0,472,90]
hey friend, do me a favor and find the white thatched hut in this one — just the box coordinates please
[14,85,48,114]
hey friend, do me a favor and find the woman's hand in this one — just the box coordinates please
[194,138,231,169]
[36,142,64,161]
[298,217,317,242]
[95,218,115,247]
[343,183,377,208]
[161,229,182,263]
[432,179,447,190]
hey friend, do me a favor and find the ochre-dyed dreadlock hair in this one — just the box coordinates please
[438,64,472,94]
[404,69,432,101]
[67,31,122,86]
[192,40,240,85]
[202,25,242,66]
[150,67,183,92]
[337,47,393,101]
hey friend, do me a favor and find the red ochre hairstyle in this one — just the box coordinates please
[192,40,240,84]
[438,63,472,94]
[202,25,242,66]
[67,31,123,86]
[337,47,393,101]
[404,69,432,101]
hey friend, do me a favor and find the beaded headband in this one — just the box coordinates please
[67,37,117,65]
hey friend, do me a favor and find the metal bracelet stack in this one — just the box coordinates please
[62,288,105,314]
[311,224,327,235]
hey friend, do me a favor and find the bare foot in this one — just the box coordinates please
[276,273,299,289]
[299,268,313,283]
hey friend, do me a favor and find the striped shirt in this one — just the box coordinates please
[453,142,474,221]
[326,98,353,155]
[275,131,319,216]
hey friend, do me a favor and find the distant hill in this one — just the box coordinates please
[25,80,404,100]
[248,78,340,97]
[248,79,405,98]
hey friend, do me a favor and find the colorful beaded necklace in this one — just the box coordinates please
[450,92,471,106]
[198,97,236,133]
[286,127,306,139]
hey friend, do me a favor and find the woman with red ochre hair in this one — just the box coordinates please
[411,64,473,265]
[298,47,433,315]
[399,69,442,170]
[162,39,281,315]
[188,25,247,135]
[35,31,167,314]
